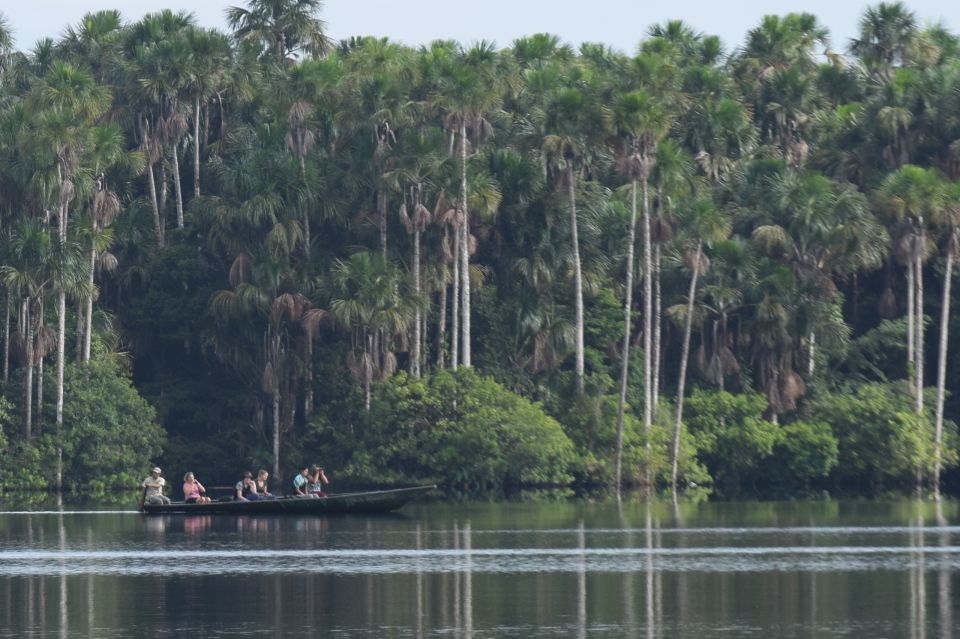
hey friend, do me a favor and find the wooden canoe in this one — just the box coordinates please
[141,485,435,515]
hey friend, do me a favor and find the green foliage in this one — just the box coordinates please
[59,357,165,492]
[830,318,908,383]
[0,441,46,492]
[0,359,164,492]
[806,383,941,494]
[685,389,778,496]
[764,419,839,494]
[328,369,576,490]
[5,3,960,501]
[686,389,840,497]
[0,395,9,452]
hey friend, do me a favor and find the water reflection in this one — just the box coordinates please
[183,515,211,537]
[577,520,585,639]
[937,500,953,639]
[911,507,927,639]
[0,500,958,637]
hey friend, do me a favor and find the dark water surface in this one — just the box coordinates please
[0,498,958,637]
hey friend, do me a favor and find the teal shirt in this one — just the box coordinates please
[293,473,307,491]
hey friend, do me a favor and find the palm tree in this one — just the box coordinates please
[390,128,445,378]
[648,141,694,415]
[435,41,504,369]
[398,183,432,378]
[877,165,944,421]
[211,245,314,480]
[184,27,232,199]
[735,13,828,166]
[30,61,110,489]
[670,197,730,496]
[122,11,195,247]
[82,123,136,363]
[57,10,124,84]
[850,2,918,78]
[227,0,330,62]
[932,183,960,499]
[606,88,667,495]
[326,251,416,410]
[754,170,886,376]
[1,218,55,441]
[341,38,413,259]
[542,79,602,394]
[0,11,12,80]
[138,34,193,231]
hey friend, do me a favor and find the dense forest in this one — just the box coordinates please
[0,0,958,499]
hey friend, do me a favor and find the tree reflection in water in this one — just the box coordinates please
[936,500,952,639]
[0,501,958,636]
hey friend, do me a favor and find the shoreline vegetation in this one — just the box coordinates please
[1,1,959,501]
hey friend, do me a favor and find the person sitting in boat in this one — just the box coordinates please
[255,469,275,499]
[183,472,211,504]
[307,464,330,497]
[140,467,171,507]
[235,471,258,501]
[292,465,311,496]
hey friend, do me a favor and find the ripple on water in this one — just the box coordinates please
[1,545,959,576]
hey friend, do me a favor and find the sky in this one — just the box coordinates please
[4,1,960,56]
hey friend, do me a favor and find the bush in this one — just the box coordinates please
[807,383,950,494]
[685,389,779,497]
[335,369,577,490]
[763,419,839,494]
[59,357,166,492]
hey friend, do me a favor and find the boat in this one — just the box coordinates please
[141,485,436,515]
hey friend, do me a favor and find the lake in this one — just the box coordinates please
[0,498,957,637]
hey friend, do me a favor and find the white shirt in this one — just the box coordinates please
[142,476,165,498]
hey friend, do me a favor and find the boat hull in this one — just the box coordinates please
[141,485,435,515]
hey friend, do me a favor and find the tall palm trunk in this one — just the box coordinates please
[83,235,94,363]
[300,157,310,258]
[451,224,460,371]
[808,332,816,377]
[460,121,471,368]
[363,336,373,411]
[299,160,313,415]
[147,163,164,248]
[567,161,585,394]
[914,225,925,494]
[24,298,34,440]
[915,224,925,414]
[672,240,702,497]
[615,178,639,497]
[412,227,422,378]
[75,304,84,364]
[933,232,955,500]
[437,275,447,369]
[421,300,428,374]
[652,243,662,416]
[194,95,202,199]
[36,346,43,432]
[172,145,184,229]
[907,259,915,382]
[641,174,653,471]
[56,192,68,491]
[378,190,387,259]
[304,339,313,417]
[3,288,9,382]
[160,161,168,220]
[272,387,281,479]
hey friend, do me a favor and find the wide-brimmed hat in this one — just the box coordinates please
[151,467,162,474]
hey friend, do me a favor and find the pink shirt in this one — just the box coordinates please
[183,481,202,501]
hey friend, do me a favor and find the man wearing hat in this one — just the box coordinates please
[140,467,171,507]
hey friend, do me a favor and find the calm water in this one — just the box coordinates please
[0,498,958,637]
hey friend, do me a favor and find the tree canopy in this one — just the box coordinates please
[1,2,960,498]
